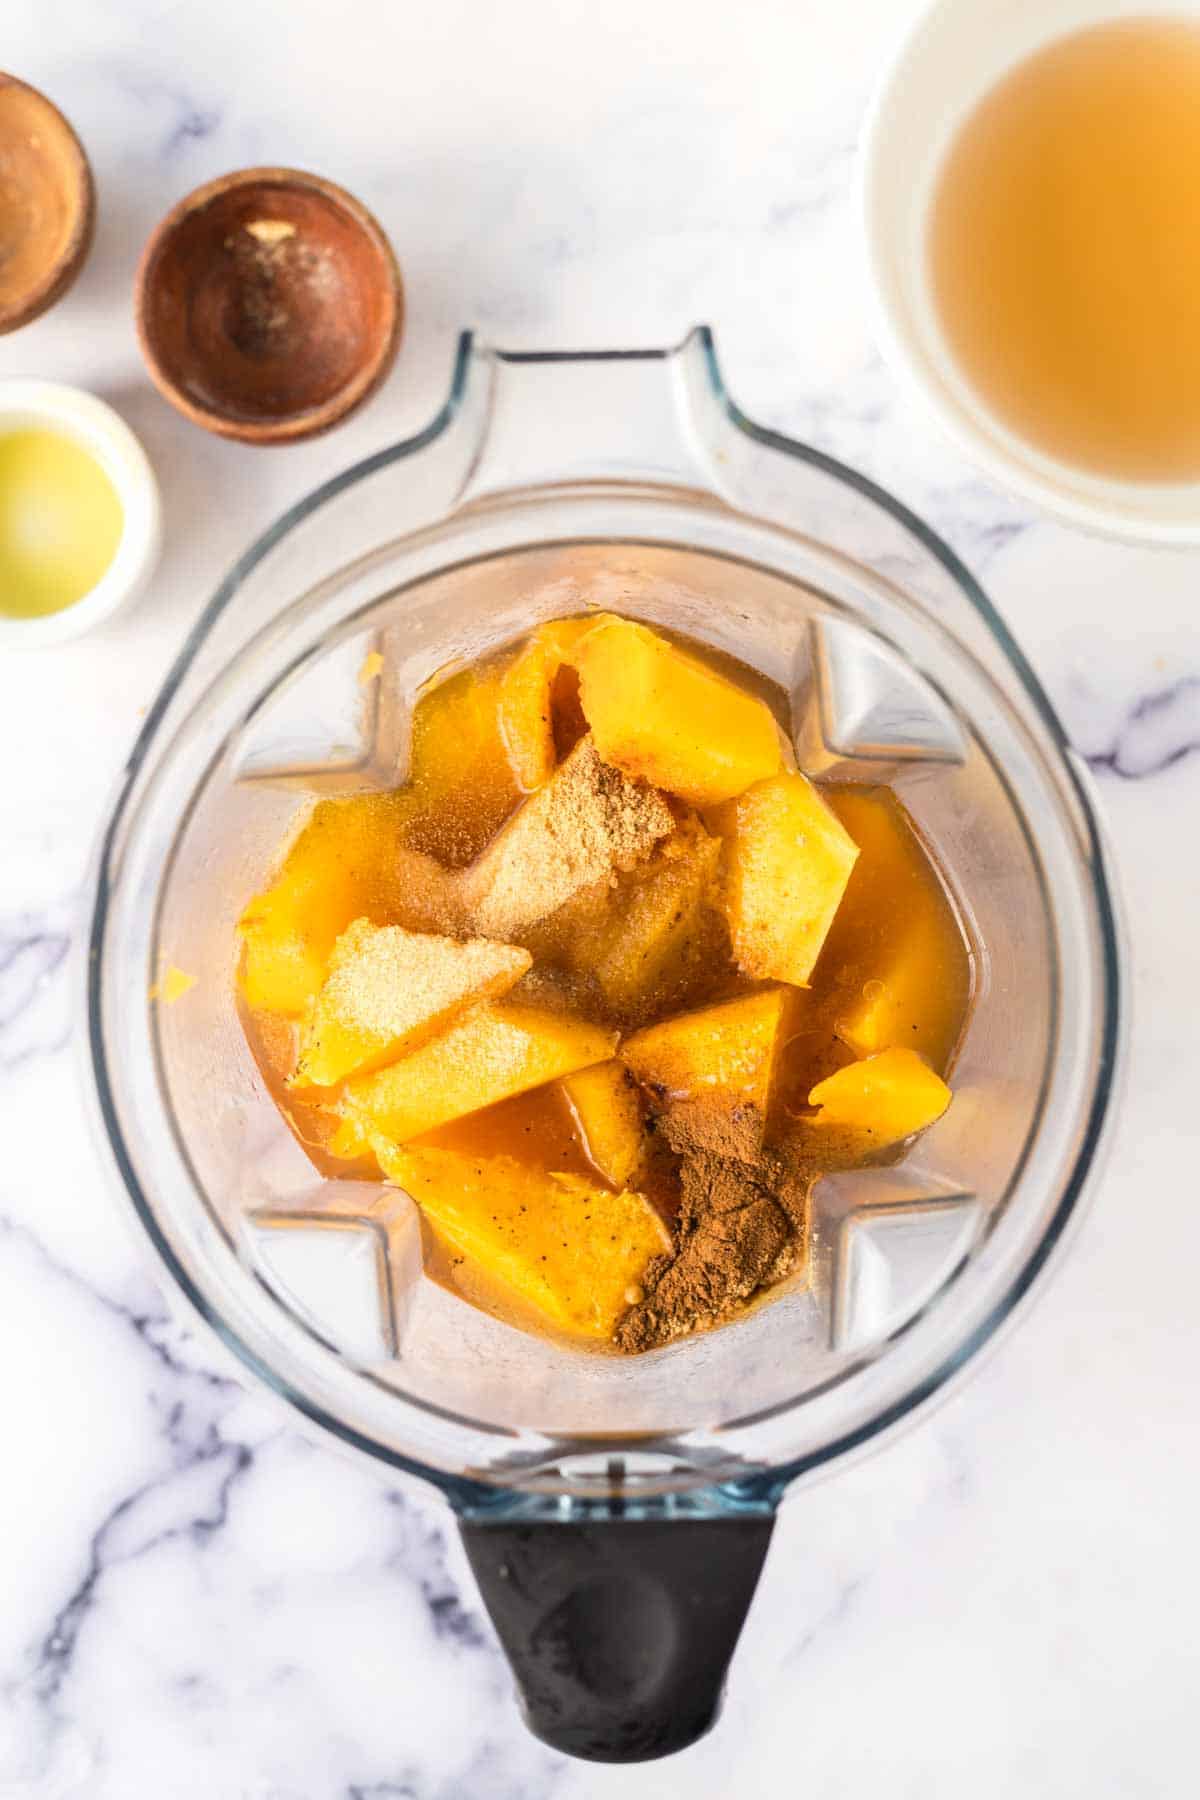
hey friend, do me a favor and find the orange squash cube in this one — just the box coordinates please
[559,1060,646,1188]
[497,618,593,791]
[621,987,789,1121]
[574,615,782,806]
[374,1143,670,1339]
[238,796,458,1019]
[808,1048,951,1149]
[518,813,723,1023]
[822,789,970,1068]
[593,820,722,1017]
[517,871,621,978]
[341,1001,617,1144]
[399,664,525,866]
[291,920,530,1089]
[711,771,859,987]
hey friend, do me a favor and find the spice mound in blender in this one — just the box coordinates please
[615,1107,809,1353]
[236,612,969,1351]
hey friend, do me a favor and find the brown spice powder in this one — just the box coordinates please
[615,1104,811,1352]
[659,1098,766,1163]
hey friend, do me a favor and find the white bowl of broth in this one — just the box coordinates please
[860,0,1200,543]
[0,382,160,648]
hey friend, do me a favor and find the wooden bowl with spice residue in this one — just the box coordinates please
[0,73,96,335]
[135,167,403,445]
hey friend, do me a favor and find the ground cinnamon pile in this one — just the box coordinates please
[615,1104,810,1353]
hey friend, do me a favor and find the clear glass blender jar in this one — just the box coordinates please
[86,330,1122,1762]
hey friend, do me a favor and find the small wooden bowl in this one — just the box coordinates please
[0,73,95,334]
[135,168,403,445]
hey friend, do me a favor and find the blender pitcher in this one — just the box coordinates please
[86,330,1122,1762]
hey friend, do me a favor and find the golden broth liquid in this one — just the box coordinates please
[929,17,1200,482]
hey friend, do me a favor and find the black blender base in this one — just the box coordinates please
[460,1512,775,1762]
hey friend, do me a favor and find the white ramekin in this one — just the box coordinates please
[0,380,161,649]
[859,0,1200,545]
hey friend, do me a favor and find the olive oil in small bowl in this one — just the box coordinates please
[0,383,160,647]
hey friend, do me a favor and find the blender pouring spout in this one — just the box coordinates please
[452,327,734,507]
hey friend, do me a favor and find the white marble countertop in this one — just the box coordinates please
[1,0,1196,1793]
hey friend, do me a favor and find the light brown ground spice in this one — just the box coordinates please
[463,735,674,939]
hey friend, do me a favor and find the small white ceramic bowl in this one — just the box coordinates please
[860,0,1200,545]
[0,380,161,648]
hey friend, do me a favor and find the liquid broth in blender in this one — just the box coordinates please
[238,616,971,1350]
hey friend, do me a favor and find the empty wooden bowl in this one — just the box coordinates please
[135,168,403,444]
[0,73,95,334]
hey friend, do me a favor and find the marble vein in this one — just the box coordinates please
[0,912,72,1071]
[108,61,225,158]
[35,1432,254,1702]
[382,1493,490,1653]
[0,1212,253,1691]
[1084,673,1200,781]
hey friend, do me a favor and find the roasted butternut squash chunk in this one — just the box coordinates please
[621,987,789,1120]
[238,797,456,1018]
[711,771,859,987]
[374,1143,670,1339]
[560,1060,646,1188]
[822,788,969,1067]
[342,1001,617,1143]
[808,1048,951,1148]
[574,614,782,805]
[399,664,524,866]
[497,618,593,791]
[292,920,530,1089]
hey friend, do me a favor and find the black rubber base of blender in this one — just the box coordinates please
[460,1512,775,1762]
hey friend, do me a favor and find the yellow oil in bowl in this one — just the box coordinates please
[0,427,124,619]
